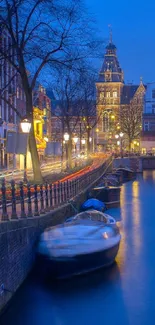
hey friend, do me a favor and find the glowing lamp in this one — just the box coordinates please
[64,132,69,141]
[73,136,78,144]
[81,139,86,145]
[21,119,31,133]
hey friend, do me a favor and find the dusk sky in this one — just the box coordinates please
[86,0,155,85]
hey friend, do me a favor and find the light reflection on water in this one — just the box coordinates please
[1,171,155,325]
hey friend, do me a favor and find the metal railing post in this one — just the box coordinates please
[11,179,18,219]
[40,184,45,214]
[1,178,9,221]
[19,181,26,218]
[34,184,39,216]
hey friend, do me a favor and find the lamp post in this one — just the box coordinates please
[81,138,86,151]
[73,136,78,154]
[64,132,69,169]
[20,118,31,183]
[73,136,78,167]
[115,132,124,158]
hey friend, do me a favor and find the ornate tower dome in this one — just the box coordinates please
[99,30,124,83]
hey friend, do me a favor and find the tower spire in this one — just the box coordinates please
[108,24,112,44]
[140,76,143,85]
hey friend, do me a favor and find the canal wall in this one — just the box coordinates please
[0,203,74,313]
[0,161,112,313]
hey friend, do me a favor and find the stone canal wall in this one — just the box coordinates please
[0,161,112,313]
[0,203,75,313]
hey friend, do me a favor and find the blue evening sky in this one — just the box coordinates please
[86,0,155,85]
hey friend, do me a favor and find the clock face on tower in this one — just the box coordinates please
[105,73,111,82]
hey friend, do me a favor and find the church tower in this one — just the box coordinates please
[96,29,124,149]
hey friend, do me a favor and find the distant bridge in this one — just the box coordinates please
[113,156,155,171]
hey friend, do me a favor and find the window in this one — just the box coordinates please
[103,112,109,132]
[142,148,146,154]
[149,122,155,131]
[113,91,117,98]
[144,122,149,131]
[152,104,155,114]
[106,92,110,98]
[152,89,155,98]
[100,93,104,100]
[16,87,19,98]
[36,123,40,135]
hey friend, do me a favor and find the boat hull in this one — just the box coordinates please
[37,242,120,279]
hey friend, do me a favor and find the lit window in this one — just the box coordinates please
[113,91,117,98]
[106,92,110,98]
[16,87,19,98]
[144,122,149,131]
[100,93,104,100]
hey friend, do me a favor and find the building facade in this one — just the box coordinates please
[96,34,146,151]
[141,82,155,153]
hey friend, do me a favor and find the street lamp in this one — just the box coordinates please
[73,136,78,153]
[20,118,31,183]
[64,132,69,142]
[81,138,86,145]
[64,132,69,169]
[21,119,31,134]
[115,132,124,158]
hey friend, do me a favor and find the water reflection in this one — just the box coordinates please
[143,170,155,181]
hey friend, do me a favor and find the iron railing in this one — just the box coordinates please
[0,156,112,221]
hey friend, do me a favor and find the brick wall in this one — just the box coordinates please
[0,204,75,312]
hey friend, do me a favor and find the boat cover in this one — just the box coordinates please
[38,217,120,258]
[81,198,106,212]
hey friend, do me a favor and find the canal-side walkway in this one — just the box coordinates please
[1,171,155,325]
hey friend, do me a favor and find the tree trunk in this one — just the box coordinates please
[129,139,132,153]
[26,93,43,183]
[67,137,72,169]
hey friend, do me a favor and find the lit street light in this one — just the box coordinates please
[64,132,70,142]
[81,138,86,145]
[73,136,78,152]
[20,118,31,183]
[115,132,124,158]
[64,132,69,169]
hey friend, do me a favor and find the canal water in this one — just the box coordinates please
[1,171,155,325]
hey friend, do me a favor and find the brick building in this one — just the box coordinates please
[96,33,146,151]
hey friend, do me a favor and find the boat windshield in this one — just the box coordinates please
[69,210,108,223]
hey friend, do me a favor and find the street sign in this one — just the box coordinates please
[6,132,28,154]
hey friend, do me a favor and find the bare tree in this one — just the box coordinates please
[52,68,82,168]
[120,100,143,150]
[78,69,101,156]
[0,0,98,182]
